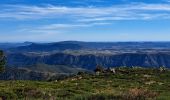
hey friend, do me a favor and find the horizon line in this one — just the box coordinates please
[1,40,170,43]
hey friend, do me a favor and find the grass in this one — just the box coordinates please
[0,67,170,100]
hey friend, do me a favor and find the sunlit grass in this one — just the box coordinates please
[0,67,170,100]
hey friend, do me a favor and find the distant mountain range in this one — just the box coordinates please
[0,42,32,50]
[2,41,170,51]
[6,52,170,70]
[1,41,170,80]
[9,42,83,52]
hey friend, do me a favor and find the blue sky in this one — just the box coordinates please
[0,0,170,42]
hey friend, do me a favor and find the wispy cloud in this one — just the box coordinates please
[40,22,110,29]
[1,2,170,40]
[17,22,110,36]
[11,22,111,42]
[1,3,170,22]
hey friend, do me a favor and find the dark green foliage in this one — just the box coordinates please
[13,87,44,99]
[94,65,104,72]
[0,91,17,100]
[0,50,5,72]
[74,94,121,100]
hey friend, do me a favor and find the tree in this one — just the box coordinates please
[94,65,104,73]
[0,50,5,72]
[159,66,166,73]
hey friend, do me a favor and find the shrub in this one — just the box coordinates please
[74,94,121,100]
[0,91,17,100]
[122,88,159,100]
[14,87,44,99]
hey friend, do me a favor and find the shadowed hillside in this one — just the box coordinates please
[0,64,88,80]
[6,52,170,70]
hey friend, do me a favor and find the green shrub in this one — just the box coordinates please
[13,87,44,99]
[0,91,17,100]
[74,94,121,100]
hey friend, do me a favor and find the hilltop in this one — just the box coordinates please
[0,67,170,100]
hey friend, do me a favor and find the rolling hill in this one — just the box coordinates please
[2,41,170,80]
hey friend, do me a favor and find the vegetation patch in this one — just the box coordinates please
[0,67,170,99]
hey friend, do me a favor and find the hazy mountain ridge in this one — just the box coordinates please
[0,42,32,50]
[4,41,170,52]
[8,42,83,52]
[1,41,170,80]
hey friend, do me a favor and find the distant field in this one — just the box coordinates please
[0,67,170,100]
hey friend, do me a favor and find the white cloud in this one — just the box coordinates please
[39,22,110,29]
[16,22,110,37]
[1,3,170,21]
[1,3,170,39]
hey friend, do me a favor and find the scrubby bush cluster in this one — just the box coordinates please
[0,67,169,99]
